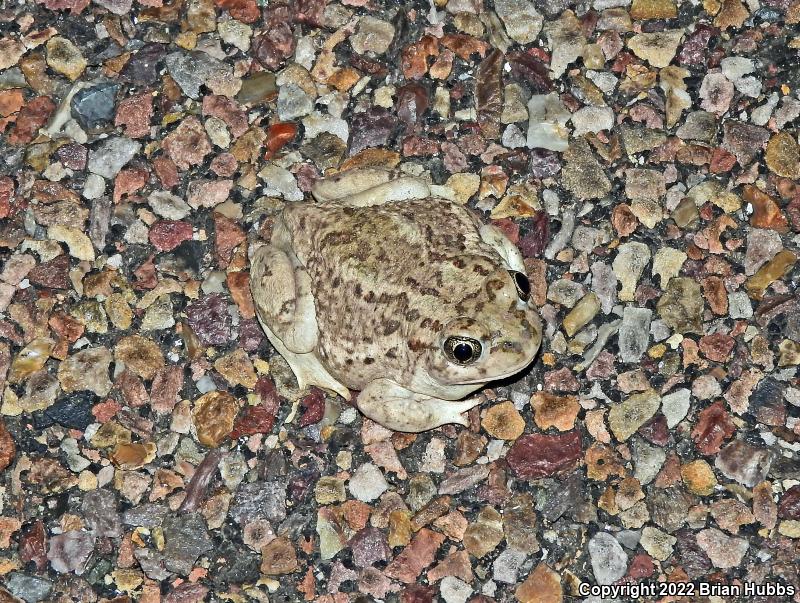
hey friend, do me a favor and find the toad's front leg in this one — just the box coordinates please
[356,378,483,432]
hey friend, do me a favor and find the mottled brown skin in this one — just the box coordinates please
[251,171,542,432]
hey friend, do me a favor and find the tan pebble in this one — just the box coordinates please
[192,390,240,448]
[681,459,717,496]
[530,392,580,431]
[110,442,157,470]
[562,292,600,337]
[8,338,54,384]
[481,401,526,440]
[45,36,87,80]
[516,562,563,603]
[745,249,796,300]
[214,349,258,389]
[114,335,165,380]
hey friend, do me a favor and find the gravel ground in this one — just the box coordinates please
[1,0,800,601]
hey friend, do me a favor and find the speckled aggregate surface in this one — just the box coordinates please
[0,0,800,601]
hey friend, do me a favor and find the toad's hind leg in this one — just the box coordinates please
[251,244,318,353]
[357,378,483,432]
[250,244,350,398]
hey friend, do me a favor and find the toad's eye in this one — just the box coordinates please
[443,337,482,365]
[510,270,530,301]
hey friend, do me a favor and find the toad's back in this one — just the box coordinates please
[280,198,506,388]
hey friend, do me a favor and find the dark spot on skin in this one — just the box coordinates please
[408,339,427,351]
[485,279,504,295]
[420,318,444,333]
[452,258,466,269]
[385,347,398,359]
[420,287,439,297]
[332,276,341,287]
[473,264,491,276]
[345,358,353,365]
[320,231,352,248]
[279,300,294,315]
[384,320,400,335]
[364,357,374,365]
[354,283,362,296]
[364,291,376,303]
[405,309,420,322]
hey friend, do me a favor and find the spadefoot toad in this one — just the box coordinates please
[250,168,542,432]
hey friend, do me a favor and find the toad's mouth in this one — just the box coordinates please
[455,355,538,385]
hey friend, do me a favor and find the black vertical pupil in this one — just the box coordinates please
[453,343,474,362]
[512,271,530,299]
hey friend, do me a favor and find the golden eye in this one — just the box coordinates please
[510,270,530,301]
[443,336,482,365]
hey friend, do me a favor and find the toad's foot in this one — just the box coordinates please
[311,167,430,207]
[356,378,484,432]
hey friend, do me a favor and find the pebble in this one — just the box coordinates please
[613,242,651,302]
[163,116,212,171]
[696,528,748,569]
[71,82,119,129]
[639,526,675,561]
[440,576,473,603]
[385,528,445,583]
[8,338,54,384]
[45,37,87,80]
[5,573,53,602]
[114,335,165,380]
[530,392,579,431]
[481,401,525,439]
[57,346,112,396]
[348,463,389,502]
[562,292,600,337]
[165,51,239,100]
[661,388,690,428]
[148,191,191,220]
[547,279,586,308]
[492,548,527,583]
[681,459,717,495]
[186,294,233,346]
[618,307,652,363]
[47,530,95,574]
[608,389,660,442]
[588,532,628,584]
[714,440,772,488]
[87,136,141,179]
[571,106,614,136]
[193,390,239,448]
[258,164,304,201]
[515,563,562,603]
[526,93,570,151]
[162,514,214,575]
[657,277,704,334]
[627,30,683,68]
[507,431,582,479]
[700,72,735,115]
[765,131,800,179]
[494,0,543,44]
[48,224,95,261]
[350,16,395,54]
[463,506,504,558]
